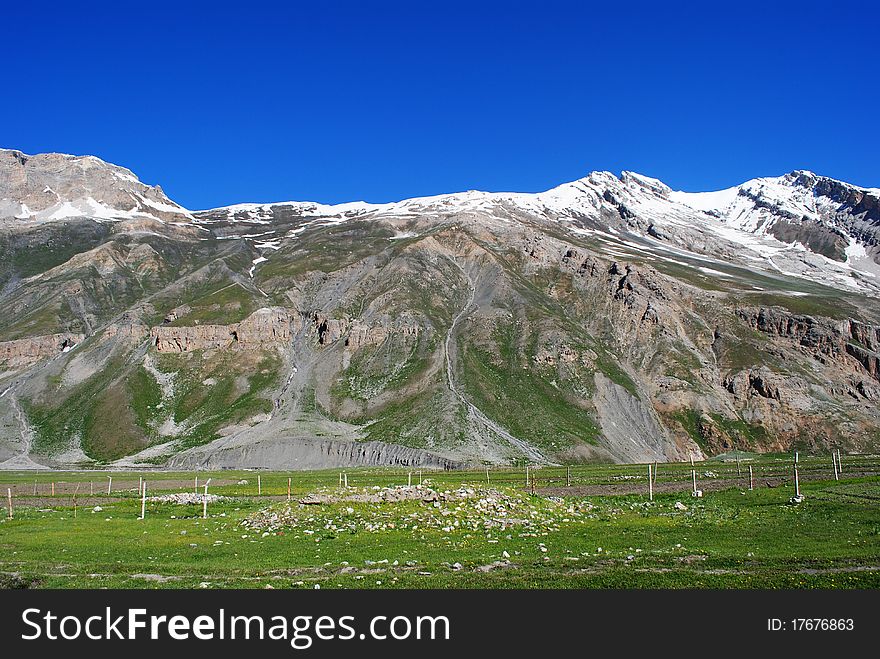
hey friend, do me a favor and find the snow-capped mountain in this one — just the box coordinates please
[3,147,879,296]
[2,148,880,469]
[193,169,880,297]
[0,148,194,224]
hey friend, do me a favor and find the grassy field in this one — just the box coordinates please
[1,455,878,589]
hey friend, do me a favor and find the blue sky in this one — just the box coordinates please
[3,1,878,209]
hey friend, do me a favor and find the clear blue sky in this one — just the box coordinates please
[3,1,878,209]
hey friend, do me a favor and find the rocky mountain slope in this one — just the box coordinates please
[1,147,879,470]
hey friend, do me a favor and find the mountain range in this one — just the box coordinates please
[1,147,878,470]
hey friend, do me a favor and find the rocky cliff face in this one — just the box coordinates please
[345,319,422,350]
[0,333,85,369]
[2,149,880,469]
[151,307,299,352]
[737,306,880,383]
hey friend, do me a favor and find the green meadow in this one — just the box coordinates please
[1,455,878,589]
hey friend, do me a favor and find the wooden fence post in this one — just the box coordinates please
[72,483,80,519]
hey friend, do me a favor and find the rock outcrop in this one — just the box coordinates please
[0,333,85,369]
[345,319,421,350]
[103,315,149,343]
[151,307,298,353]
[724,368,783,401]
[313,312,348,345]
[151,324,236,353]
[737,306,880,381]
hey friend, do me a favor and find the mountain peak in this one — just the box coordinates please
[0,147,192,223]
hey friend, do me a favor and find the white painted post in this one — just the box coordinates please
[567,466,571,487]
[837,449,842,474]
[692,469,697,494]
[418,470,422,486]
[139,477,143,496]
[203,484,209,519]
[258,475,262,496]
[6,488,11,520]
[690,455,694,468]
[833,451,839,481]
[749,465,754,491]
[339,473,342,487]
[486,467,490,485]
[735,452,741,477]
[408,472,412,487]
[107,477,112,495]
[526,466,530,488]
[648,465,653,501]
[195,476,198,495]
[140,481,147,520]
[794,463,801,498]
[90,481,94,496]
[344,473,348,488]
[51,482,55,496]
[287,477,291,502]
[795,450,799,464]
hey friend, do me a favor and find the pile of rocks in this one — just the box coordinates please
[148,492,226,505]
[242,485,576,537]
